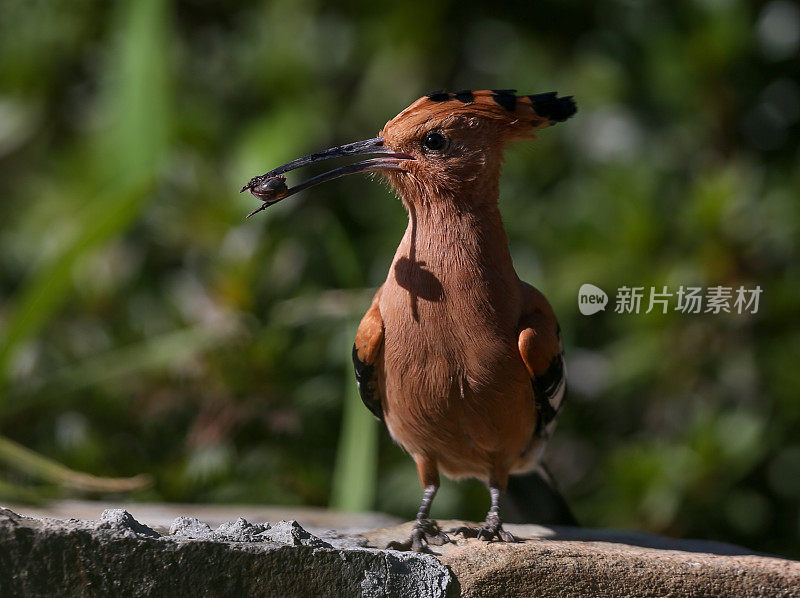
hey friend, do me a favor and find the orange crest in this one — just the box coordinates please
[377,89,576,202]
[381,89,575,142]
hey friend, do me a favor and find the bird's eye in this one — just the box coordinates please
[422,131,447,152]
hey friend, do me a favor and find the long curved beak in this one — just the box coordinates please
[239,137,414,218]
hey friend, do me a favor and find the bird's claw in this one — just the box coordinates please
[450,513,517,543]
[388,519,450,553]
[412,518,450,552]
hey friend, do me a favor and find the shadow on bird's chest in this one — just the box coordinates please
[393,256,445,303]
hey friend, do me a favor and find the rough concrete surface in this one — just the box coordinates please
[365,521,800,597]
[1,503,799,597]
[0,507,452,598]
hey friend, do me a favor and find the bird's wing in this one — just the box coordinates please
[518,282,566,439]
[352,285,385,421]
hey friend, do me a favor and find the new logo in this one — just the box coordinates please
[578,283,608,315]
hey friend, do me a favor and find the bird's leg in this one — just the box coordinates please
[407,484,450,551]
[452,485,517,543]
[387,484,450,552]
[388,461,449,553]
[479,485,517,542]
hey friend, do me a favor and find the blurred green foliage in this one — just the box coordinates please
[1,0,799,557]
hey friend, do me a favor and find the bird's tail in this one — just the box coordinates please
[502,464,578,526]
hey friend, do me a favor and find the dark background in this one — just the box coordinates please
[1,0,799,558]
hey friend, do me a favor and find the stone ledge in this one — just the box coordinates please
[364,521,800,597]
[0,507,453,597]
[1,504,798,597]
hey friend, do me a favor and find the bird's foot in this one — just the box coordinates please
[451,512,517,543]
[387,518,450,553]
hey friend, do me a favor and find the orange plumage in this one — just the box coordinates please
[244,89,575,551]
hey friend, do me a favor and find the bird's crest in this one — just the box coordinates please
[389,89,576,136]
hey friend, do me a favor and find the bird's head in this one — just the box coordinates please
[378,90,576,205]
[241,90,575,216]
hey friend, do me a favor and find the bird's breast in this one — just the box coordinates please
[376,243,533,473]
[380,247,520,387]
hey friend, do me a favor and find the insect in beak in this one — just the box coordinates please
[240,137,415,218]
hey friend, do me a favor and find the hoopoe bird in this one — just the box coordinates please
[242,89,575,552]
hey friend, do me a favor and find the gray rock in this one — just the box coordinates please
[360,549,454,598]
[0,507,454,597]
[168,516,212,539]
[192,516,334,547]
[212,516,270,542]
[261,519,332,548]
[2,505,800,597]
[96,508,160,538]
